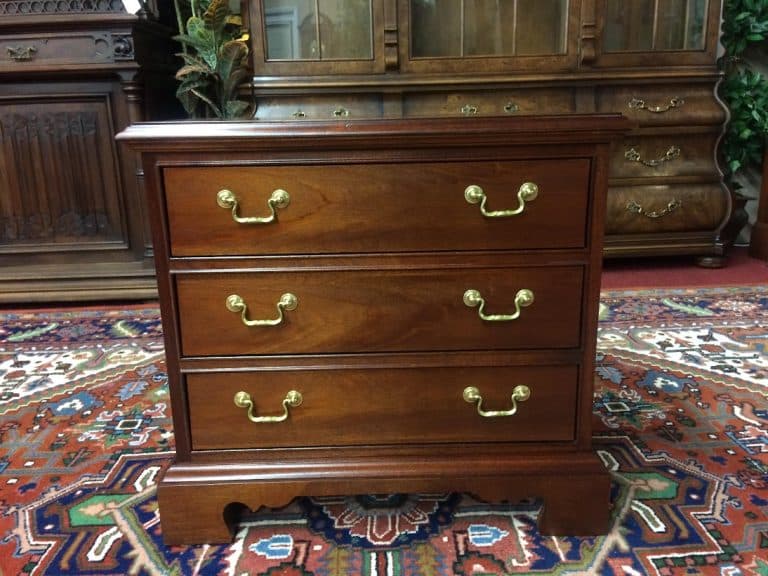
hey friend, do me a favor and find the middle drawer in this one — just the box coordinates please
[163,159,591,256]
[175,266,584,356]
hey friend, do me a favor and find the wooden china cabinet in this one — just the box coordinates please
[0,1,177,303]
[245,0,730,265]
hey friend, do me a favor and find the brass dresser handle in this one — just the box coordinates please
[463,385,531,418]
[464,182,538,218]
[233,390,302,423]
[461,104,478,116]
[225,293,298,327]
[504,101,520,114]
[463,288,534,322]
[7,45,37,61]
[216,188,290,224]
[332,107,349,117]
[628,97,684,113]
[626,199,682,219]
[624,145,681,167]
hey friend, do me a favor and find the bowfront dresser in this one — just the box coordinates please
[119,114,630,545]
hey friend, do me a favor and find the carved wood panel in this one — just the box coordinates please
[0,0,126,15]
[0,99,126,250]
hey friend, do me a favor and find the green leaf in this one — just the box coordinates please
[191,87,223,118]
[204,0,229,34]
[216,40,248,82]
[224,100,250,119]
[175,63,214,79]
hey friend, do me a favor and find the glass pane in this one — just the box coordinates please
[463,0,512,56]
[411,0,463,57]
[515,0,568,55]
[319,0,373,58]
[264,0,316,59]
[604,0,708,52]
[263,0,373,60]
[604,0,654,51]
[656,0,708,50]
[411,0,567,58]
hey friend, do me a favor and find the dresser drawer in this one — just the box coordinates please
[610,133,720,180]
[403,89,576,118]
[0,33,114,68]
[187,365,579,450]
[606,183,729,234]
[596,84,726,127]
[176,266,584,356]
[163,159,591,256]
[254,95,384,121]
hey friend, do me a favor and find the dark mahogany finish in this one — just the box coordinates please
[118,115,630,545]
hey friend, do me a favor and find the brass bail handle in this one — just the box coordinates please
[628,96,684,114]
[226,293,298,327]
[7,45,37,61]
[217,188,290,224]
[463,288,534,322]
[233,390,303,423]
[463,385,531,418]
[465,182,538,218]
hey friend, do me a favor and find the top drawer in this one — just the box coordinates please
[596,84,726,127]
[163,159,591,256]
[0,34,116,68]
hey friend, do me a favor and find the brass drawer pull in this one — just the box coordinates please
[504,101,520,114]
[292,110,306,118]
[233,390,302,423]
[332,107,349,117]
[463,385,531,418]
[626,198,682,219]
[7,45,37,61]
[464,182,538,218]
[624,145,681,167]
[216,188,290,225]
[628,97,684,113]
[460,104,478,116]
[463,288,534,322]
[225,293,298,327]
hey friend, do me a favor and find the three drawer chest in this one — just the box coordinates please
[119,115,630,545]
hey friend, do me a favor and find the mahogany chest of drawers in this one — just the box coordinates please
[119,115,629,545]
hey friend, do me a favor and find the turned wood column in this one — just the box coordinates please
[748,143,768,260]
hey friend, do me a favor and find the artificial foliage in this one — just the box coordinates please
[173,0,252,119]
[720,0,768,176]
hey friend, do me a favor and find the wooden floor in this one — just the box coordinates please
[601,246,768,290]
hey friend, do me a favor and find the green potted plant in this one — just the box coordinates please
[720,0,768,176]
[173,0,252,119]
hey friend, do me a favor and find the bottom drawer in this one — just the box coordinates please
[187,365,579,450]
[606,183,729,234]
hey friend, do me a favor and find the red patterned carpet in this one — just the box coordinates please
[1,285,767,575]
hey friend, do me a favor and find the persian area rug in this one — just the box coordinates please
[0,286,767,575]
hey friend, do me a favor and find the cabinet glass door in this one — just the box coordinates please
[403,0,578,72]
[596,0,719,66]
[603,0,708,52]
[251,0,384,73]
[262,0,373,60]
